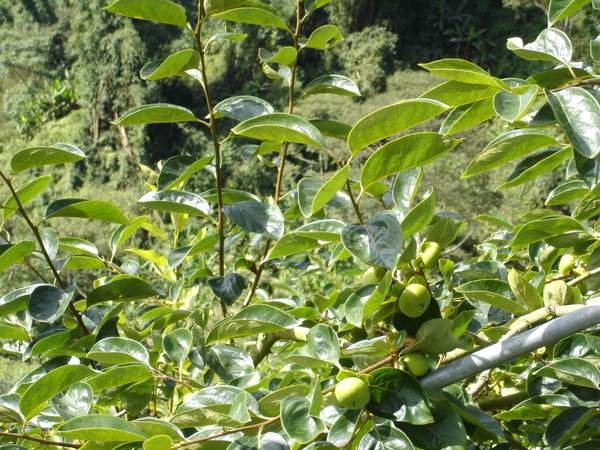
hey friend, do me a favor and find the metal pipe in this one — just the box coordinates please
[419,305,600,390]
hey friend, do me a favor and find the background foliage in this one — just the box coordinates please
[1,0,600,449]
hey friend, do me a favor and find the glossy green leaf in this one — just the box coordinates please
[204,31,247,49]
[527,67,592,89]
[440,98,496,135]
[591,35,600,61]
[348,100,449,156]
[24,329,74,360]
[19,364,95,418]
[87,275,158,306]
[547,87,600,158]
[281,396,326,444]
[214,96,274,121]
[206,304,299,343]
[110,216,149,255]
[104,0,186,26]
[361,133,461,191]
[310,119,352,140]
[157,155,213,190]
[87,363,153,390]
[401,187,436,238]
[493,84,538,122]
[134,418,183,441]
[58,237,99,257]
[456,280,530,316]
[266,234,323,261]
[306,323,340,365]
[463,130,561,177]
[509,216,586,248]
[214,5,290,32]
[367,368,432,423]
[508,269,544,311]
[63,256,105,271]
[44,199,129,224]
[301,75,359,99]
[163,328,192,371]
[201,188,261,204]
[0,241,35,272]
[87,337,150,365]
[495,394,577,420]
[51,381,93,421]
[138,190,210,217]
[223,201,284,240]
[544,406,600,448]
[455,261,507,281]
[302,24,343,49]
[259,46,297,66]
[207,273,248,305]
[167,235,217,269]
[507,28,572,64]
[546,180,589,205]
[292,219,344,240]
[398,390,467,449]
[344,274,391,327]
[419,59,508,89]
[548,0,591,26]
[200,344,255,383]
[204,0,247,15]
[421,81,501,107]
[392,167,422,211]
[342,211,403,270]
[11,144,85,174]
[305,0,333,12]
[3,175,51,221]
[574,182,600,220]
[113,103,200,125]
[499,147,571,189]
[0,285,37,317]
[359,421,415,450]
[535,358,600,388]
[0,322,29,342]
[57,414,147,442]
[298,165,350,217]
[29,284,74,323]
[327,409,362,447]
[141,49,199,80]
[232,113,326,149]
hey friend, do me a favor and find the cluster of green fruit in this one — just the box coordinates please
[357,241,464,380]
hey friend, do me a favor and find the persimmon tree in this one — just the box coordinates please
[1,0,600,448]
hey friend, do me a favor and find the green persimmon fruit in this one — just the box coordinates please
[538,245,559,270]
[402,352,430,377]
[420,241,441,270]
[398,284,430,318]
[335,377,371,410]
[361,266,385,286]
[558,254,575,276]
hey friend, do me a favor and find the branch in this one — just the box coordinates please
[0,432,81,449]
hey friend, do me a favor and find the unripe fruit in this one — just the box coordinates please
[558,254,575,276]
[402,352,430,377]
[361,266,385,286]
[335,377,371,410]
[420,241,441,270]
[398,284,430,318]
